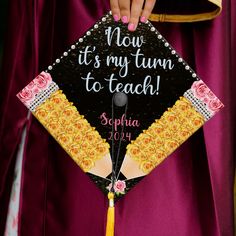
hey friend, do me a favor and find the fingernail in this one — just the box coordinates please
[128,23,135,31]
[140,16,146,23]
[121,16,128,24]
[113,14,119,22]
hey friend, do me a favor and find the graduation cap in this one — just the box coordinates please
[17,12,223,236]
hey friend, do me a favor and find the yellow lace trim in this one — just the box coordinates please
[33,90,110,172]
[126,97,205,174]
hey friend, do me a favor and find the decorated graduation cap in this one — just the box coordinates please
[17,12,223,236]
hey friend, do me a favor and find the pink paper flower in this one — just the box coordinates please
[192,80,210,99]
[34,71,52,89]
[207,98,224,112]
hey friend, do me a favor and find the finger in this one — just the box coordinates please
[110,0,121,22]
[128,0,144,31]
[140,0,156,23]
[119,0,131,24]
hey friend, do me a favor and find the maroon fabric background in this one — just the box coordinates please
[0,0,235,235]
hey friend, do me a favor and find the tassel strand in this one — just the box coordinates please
[105,192,115,236]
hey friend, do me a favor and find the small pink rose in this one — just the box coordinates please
[106,180,126,194]
[114,180,126,193]
[41,71,52,82]
[192,80,210,99]
[207,98,224,112]
[191,80,200,90]
[17,88,34,104]
[34,72,52,89]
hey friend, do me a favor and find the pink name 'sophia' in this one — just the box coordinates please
[99,112,140,131]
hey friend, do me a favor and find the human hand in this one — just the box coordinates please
[110,0,156,31]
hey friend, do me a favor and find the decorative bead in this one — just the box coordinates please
[164,42,169,47]
[63,52,68,56]
[56,59,60,63]
[71,45,75,49]
[171,50,176,55]
[102,17,106,22]
[157,35,162,39]
[87,31,91,36]
[94,24,98,29]
[178,58,183,62]
[185,65,190,70]
[192,73,197,78]
[79,38,83,43]
[48,65,52,70]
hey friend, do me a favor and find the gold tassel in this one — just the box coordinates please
[105,192,115,236]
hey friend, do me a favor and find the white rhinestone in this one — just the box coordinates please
[94,24,98,29]
[48,65,52,70]
[87,31,91,36]
[192,73,197,78]
[178,58,183,62]
[102,17,106,22]
[71,45,76,49]
[171,50,176,55]
[157,35,162,39]
[56,59,60,63]
[151,27,155,32]
[63,52,68,56]
[164,42,169,47]
[185,65,190,70]
[79,38,83,43]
